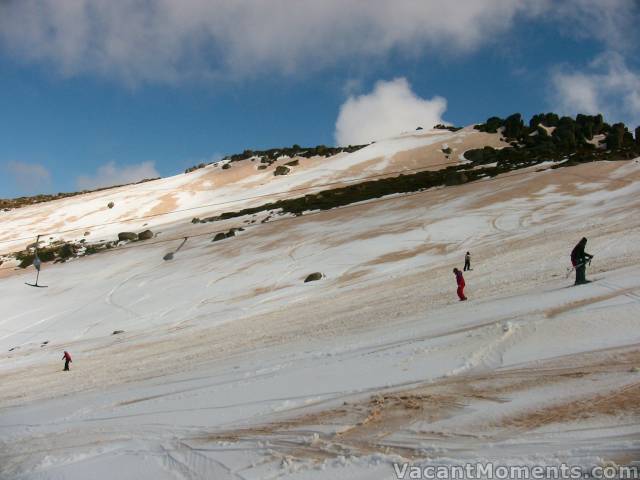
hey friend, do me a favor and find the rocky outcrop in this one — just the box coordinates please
[118,232,138,242]
[304,272,323,283]
[137,229,154,240]
[213,228,239,242]
[185,163,207,174]
[444,171,468,186]
[274,166,290,176]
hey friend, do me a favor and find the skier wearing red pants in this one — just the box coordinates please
[453,268,467,301]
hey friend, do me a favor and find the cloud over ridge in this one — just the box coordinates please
[552,52,640,126]
[76,161,159,190]
[4,161,51,194]
[335,78,447,146]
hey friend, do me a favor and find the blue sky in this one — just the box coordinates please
[1,1,639,198]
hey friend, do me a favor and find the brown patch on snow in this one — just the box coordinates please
[390,130,509,170]
[468,160,640,210]
[337,268,371,284]
[146,193,179,216]
[192,346,640,463]
[363,243,448,266]
[499,382,640,430]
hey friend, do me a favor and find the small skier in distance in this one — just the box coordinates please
[571,237,594,285]
[62,351,72,371]
[453,268,467,301]
[464,251,472,271]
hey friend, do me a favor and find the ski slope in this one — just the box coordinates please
[0,127,505,257]
[0,134,639,479]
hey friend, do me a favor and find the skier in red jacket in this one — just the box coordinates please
[453,268,467,301]
[62,351,72,371]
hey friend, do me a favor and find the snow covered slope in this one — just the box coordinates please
[0,127,505,256]
[0,129,639,479]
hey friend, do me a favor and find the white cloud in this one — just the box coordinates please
[0,1,635,88]
[0,0,552,85]
[549,0,639,53]
[551,53,640,127]
[334,78,447,146]
[76,161,159,190]
[4,161,51,194]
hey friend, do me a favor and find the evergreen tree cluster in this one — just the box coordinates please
[475,112,638,150]
[469,112,640,167]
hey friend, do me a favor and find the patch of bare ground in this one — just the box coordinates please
[145,193,179,216]
[193,346,640,462]
[499,382,640,431]
[389,130,508,171]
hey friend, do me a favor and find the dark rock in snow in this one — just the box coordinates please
[274,165,290,176]
[212,232,227,242]
[112,330,125,335]
[138,229,154,240]
[304,272,323,283]
[118,232,138,242]
[108,201,115,209]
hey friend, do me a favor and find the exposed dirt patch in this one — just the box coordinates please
[146,193,179,216]
[500,382,640,430]
[191,346,640,463]
[390,130,508,171]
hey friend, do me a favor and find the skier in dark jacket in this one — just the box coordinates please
[571,237,593,285]
[62,351,72,371]
[453,268,467,301]
[464,252,471,271]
